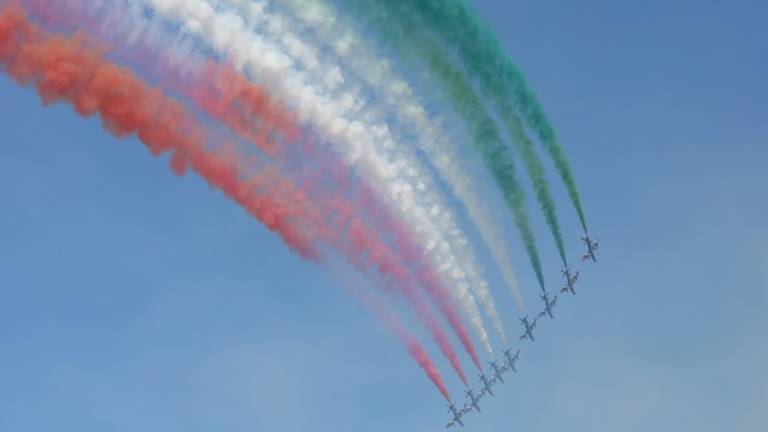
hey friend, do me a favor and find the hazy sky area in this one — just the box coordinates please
[1,1,766,431]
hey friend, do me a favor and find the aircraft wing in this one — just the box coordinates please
[537,311,546,318]
[518,334,527,341]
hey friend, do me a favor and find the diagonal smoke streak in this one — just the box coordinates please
[378,0,569,269]
[272,0,513,343]
[504,107,568,267]
[216,0,499,355]
[326,258,452,402]
[2,0,472,389]
[338,0,548,294]
[23,0,484,380]
[134,0,495,357]
[389,0,590,236]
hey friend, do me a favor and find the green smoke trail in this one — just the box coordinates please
[505,109,568,267]
[389,0,590,236]
[340,0,548,292]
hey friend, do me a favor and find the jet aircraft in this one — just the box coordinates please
[503,349,520,373]
[479,374,495,396]
[489,361,505,383]
[538,292,559,319]
[447,403,464,427]
[582,235,599,262]
[561,267,580,295]
[518,316,538,342]
[465,388,482,413]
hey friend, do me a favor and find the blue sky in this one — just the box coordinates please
[1,1,766,431]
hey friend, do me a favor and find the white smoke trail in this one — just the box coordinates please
[271,0,522,331]
[218,0,515,344]
[141,0,495,354]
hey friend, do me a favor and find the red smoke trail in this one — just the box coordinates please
[374,304,454,402]
[129,26,478,376]
[140,22,477,379]
[19,0,301,154]
[342,213,469,386]
[0,2,461,395]
[192,74,476,382]
[0,3,319,256]
[275,148,470,385]
[12,0,477,383]
[193,66,477,382]
[8,4,479,376]
[189,62,301,157]
[356,180,484,372]
[188,76,473,382]
[299,151,482,374]
[330,264,451,401]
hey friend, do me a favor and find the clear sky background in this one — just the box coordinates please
[1,1,766,431]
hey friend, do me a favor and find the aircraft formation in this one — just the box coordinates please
[446,348,520,428]
[0,1,598,426]
[445,236,599,428]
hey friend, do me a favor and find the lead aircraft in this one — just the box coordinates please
[582,235,599,262]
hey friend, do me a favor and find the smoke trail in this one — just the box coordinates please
[287,154,477,380]
[0,4,320,256]
[213,0,499,361]
[21,0,477,382]
[284,159,473,384]
[287,145,480,376]
[387,0,589,235]
[339,214,472,383]
[328,259,451,401]
[349,173,482,372]
[132,0,494,358]
[0,2,473,387]
[506,111,568,267]
[402,328,452,402]
[19,0,301,155]
[215,0,497,357]
[339,0,547,294]
[401,33,548,294]
[185,60,481,376]
[276,0,512,343]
